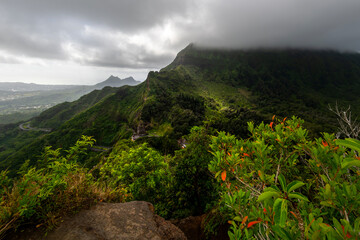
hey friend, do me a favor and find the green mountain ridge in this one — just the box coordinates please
[165,45,360,128]
[1,45,360,175]
[0,76,141,125]
[2,46,360,239]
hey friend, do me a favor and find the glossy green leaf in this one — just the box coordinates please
[333,218,343,236]
[274,198,288,227]
[287,180,305,192]
[257,191,280,202]
[336,138,360,152]
[325,184,331,198]
[278,175,286,192]
[288,192,309,202]
[265,185,281,193]
[233,216,242,222]
[341,158,360,169]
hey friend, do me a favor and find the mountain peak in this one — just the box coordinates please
[94,76,140,89]
[122,76,135,81]
[106,75,120,80]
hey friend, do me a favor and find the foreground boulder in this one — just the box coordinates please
[10,201,187,240]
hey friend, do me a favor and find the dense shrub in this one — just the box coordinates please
[98,143,171,215]
[0,136,127,238]
[209,116,360,239]
[169,126,218,218]
[99,128,219,219]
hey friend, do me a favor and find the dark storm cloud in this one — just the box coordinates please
[192,0,360,51]
[1,0,191,33]
[0,0,193,65]
[0,0,193,67]
[0,22,65,60]
[81,42,174,69]
[0,0,360,70]
[87,52,173,69]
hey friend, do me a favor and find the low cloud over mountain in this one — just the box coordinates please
[0,0,359,84]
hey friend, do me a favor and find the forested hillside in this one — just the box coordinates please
[1,45,360,239]
[0,76,140,125]
[2,45,360,175]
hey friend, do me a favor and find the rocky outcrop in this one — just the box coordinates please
[9,201,187,240]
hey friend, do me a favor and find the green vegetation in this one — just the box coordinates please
[0,87,120,176]
[95,126,218,219]
[0,76,140,125]
[0,136,128,238]
[0,87,90,125]
[0,129,216,237]
[31,86,119,129]
[98,143,171,215]
[209,117,360,239]
[0,111,41,125]
[3,47,360,173]
[169,126,218,218]
[1,46,360,238]
[3,117,360,239]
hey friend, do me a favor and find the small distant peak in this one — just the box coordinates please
[122,76,136,81]
[107,75,120,80]
[94,75,140,89]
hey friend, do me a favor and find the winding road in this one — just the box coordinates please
[19,123,52,132]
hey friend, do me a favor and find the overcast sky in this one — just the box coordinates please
[0,0,360,85]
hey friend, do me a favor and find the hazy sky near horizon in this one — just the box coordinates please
[0,0,360,84]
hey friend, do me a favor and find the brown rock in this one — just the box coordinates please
[9,201,187,240]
